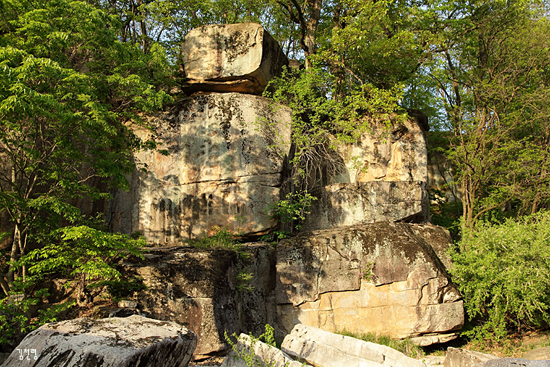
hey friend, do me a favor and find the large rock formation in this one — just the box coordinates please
[301,118,430,231]
[122,244,277,359]
[105,23,461,355]
[111,93,292,244]
[2,315,196,367]
[276,222,464,344]
[182,23,288,95]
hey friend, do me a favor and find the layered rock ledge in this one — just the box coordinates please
[276,222,464,344]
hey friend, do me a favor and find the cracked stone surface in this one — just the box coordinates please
[276,222,464,343]
[3,315,196,367]
[110,93,292,243]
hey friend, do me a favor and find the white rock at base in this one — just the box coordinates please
[281,324,426,367]
[2,315,196,367]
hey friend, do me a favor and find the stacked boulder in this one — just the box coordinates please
[275,222,464,346]
[111,23,292,244]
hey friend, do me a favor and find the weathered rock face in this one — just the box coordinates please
[2,315,196,367]
[301,118,430,231]
[302,181,428,232]
[111,93,292,244]
[281,324,426,367]
[122,244,277,359]
[276,222,464,344]
[523,346,550,361]
[182,23,288,95]
[329,119,428,185]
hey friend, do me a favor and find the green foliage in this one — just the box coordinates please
[265,55,405,232]
[224,324,279,367]
[359,262,376,282]
[0,288,73,348]
[187,226,240,250]
[0,0,171,298]
[449,212,550,343]
[418,0,550,227]
[98,277,147,303]
[236,269,254,293]
[187,226,255,293]
[0,225,145,348]
[267,191,317,231]
[338,330,424,359]
[429,196,461,239]
[17,225,145,286]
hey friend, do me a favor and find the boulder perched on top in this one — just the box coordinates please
[182,23,288,95]
[2,315,196,367]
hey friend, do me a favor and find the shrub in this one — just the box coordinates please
[449,211,550,343]
[187,226,240,250]
[224,324,277,367]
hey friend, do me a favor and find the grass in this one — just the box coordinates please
[338,331,424,359]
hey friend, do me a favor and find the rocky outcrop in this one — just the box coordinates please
[122,244,277,359]
[444,347,498,367]
[111,93,292,244]
[105,22,461,354]
[182,23,288,95]
[302,118,430,231]
[281,324,426,367]
[221,334,310,367]
[329,119,428,185]
[2,315,196,367]
[276,222,464,344]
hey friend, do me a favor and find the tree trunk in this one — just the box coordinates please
[304,0,322,69]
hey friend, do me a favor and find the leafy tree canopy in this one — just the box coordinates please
[0,0,170,301]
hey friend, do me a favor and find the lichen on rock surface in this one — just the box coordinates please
[111,93,292,244]
[276,222,464,344]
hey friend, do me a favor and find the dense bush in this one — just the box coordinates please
[449,212,550,343]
